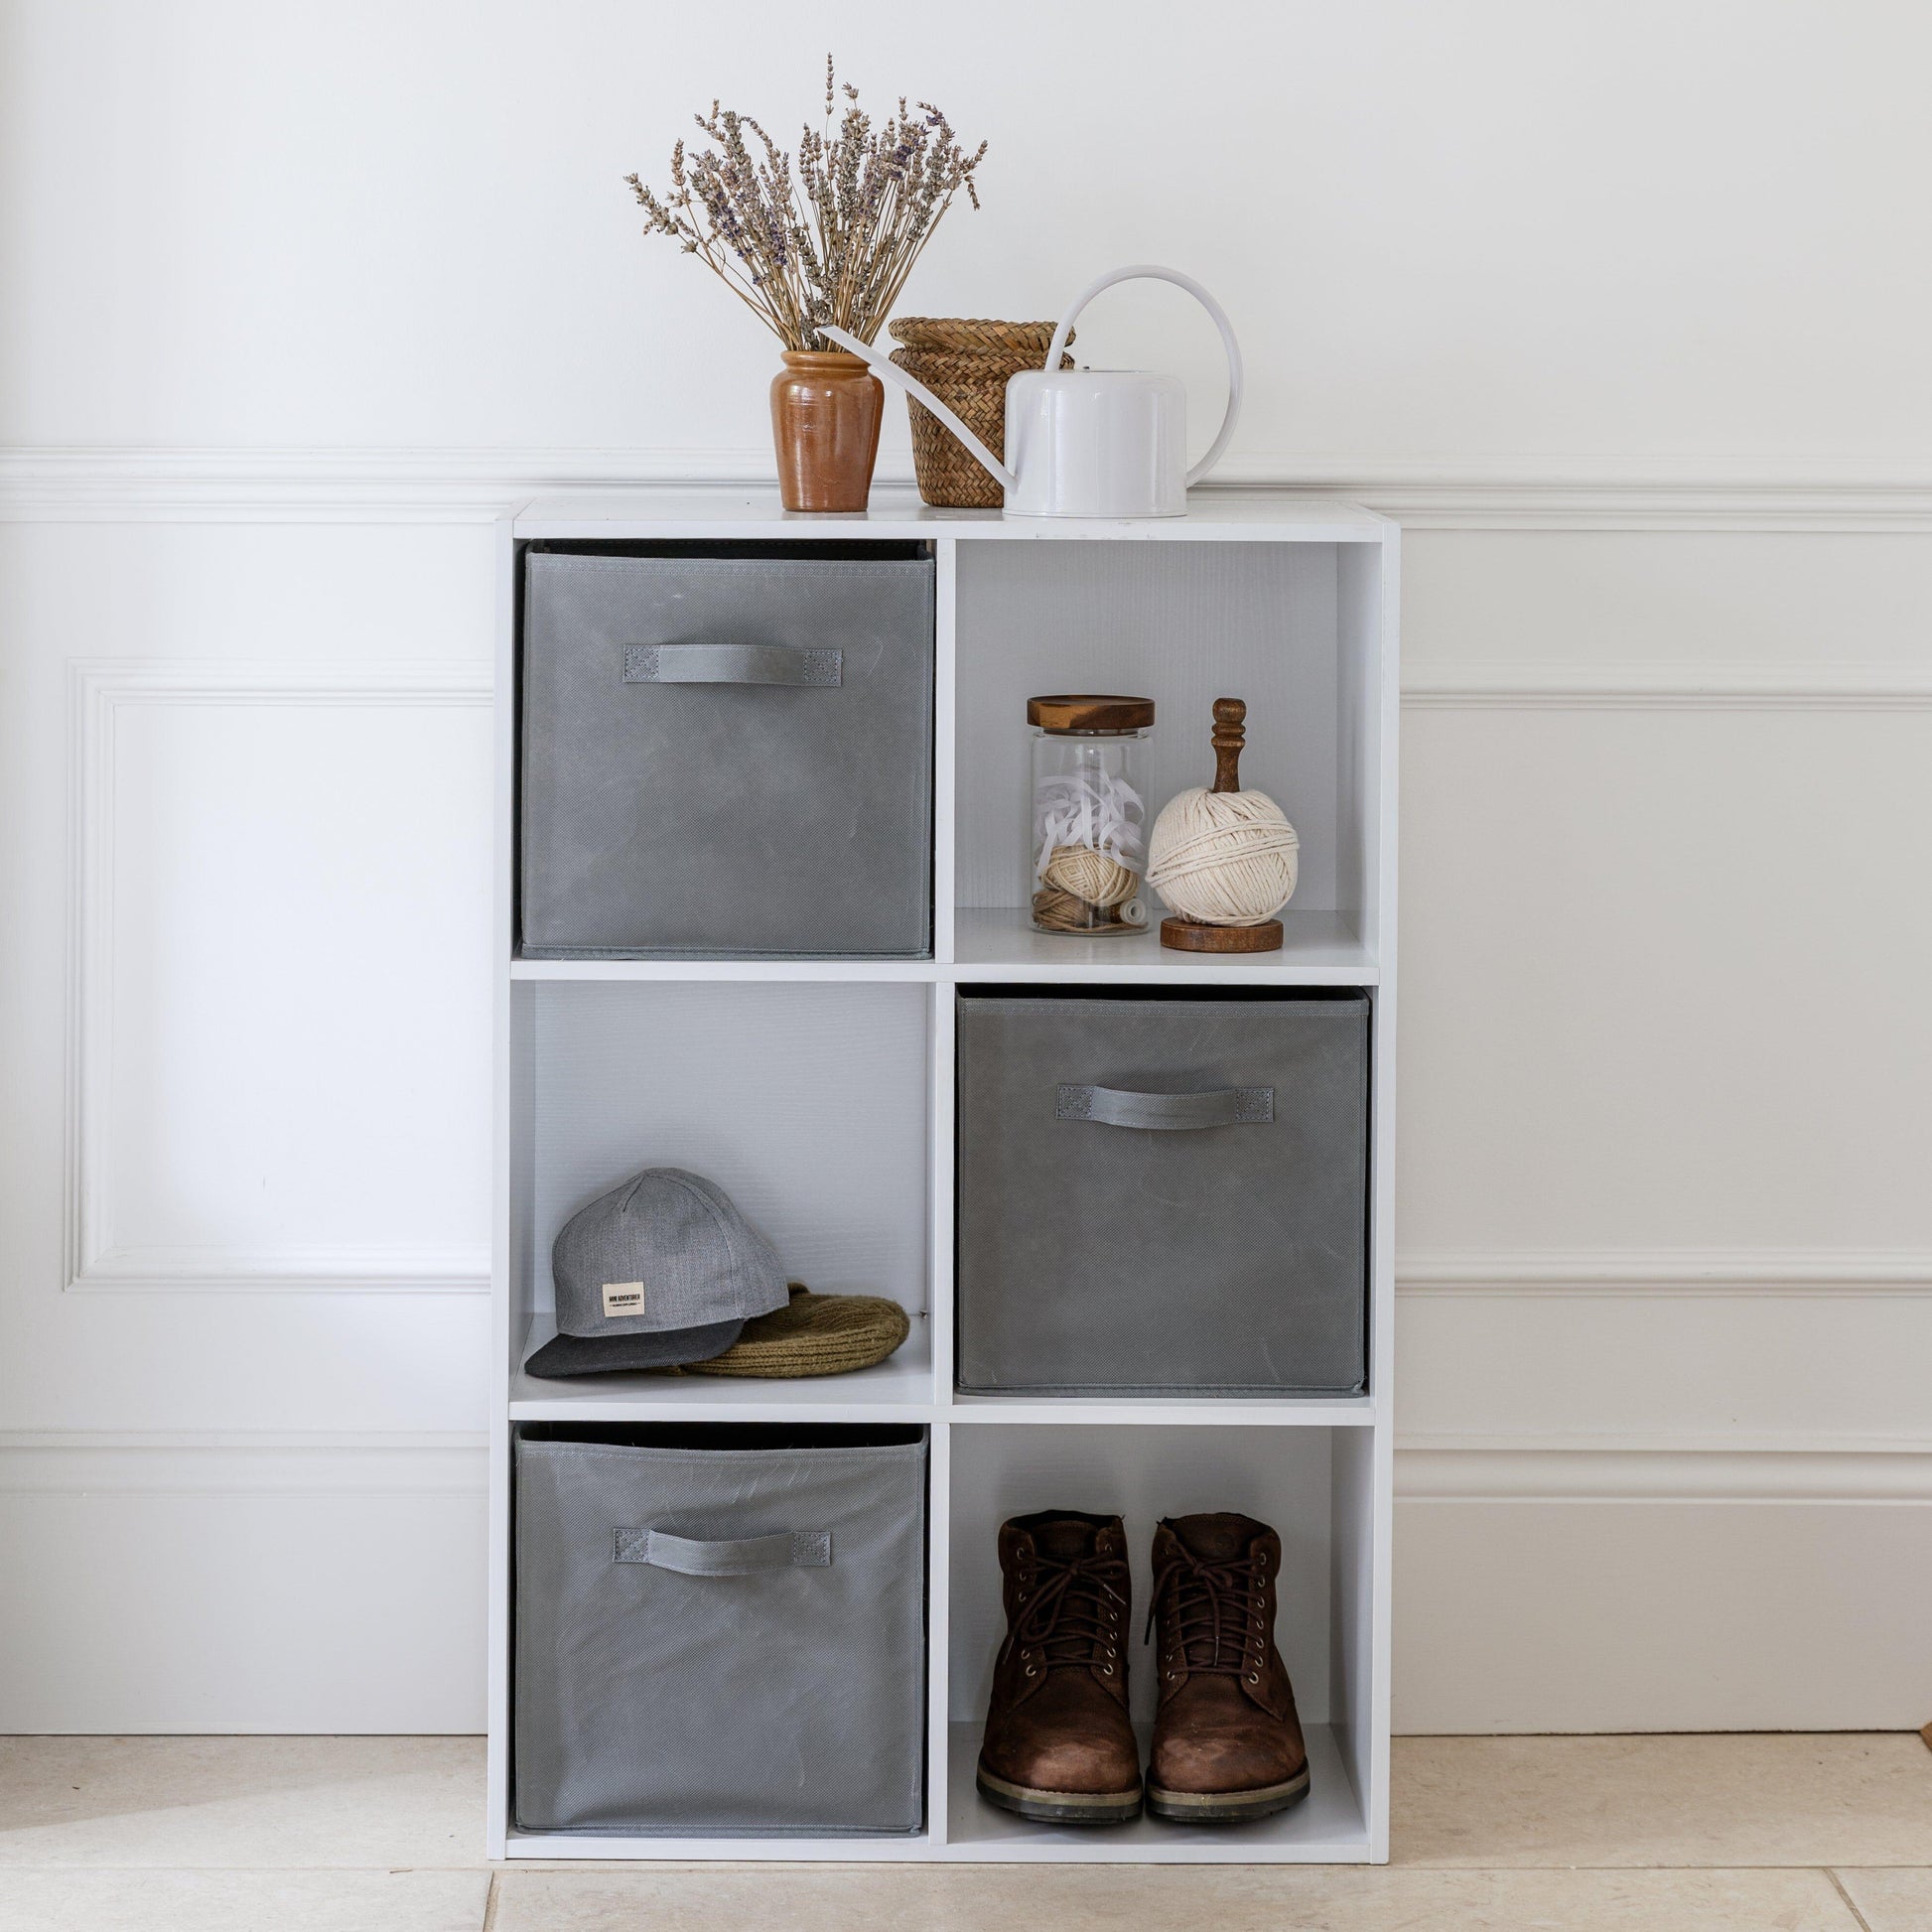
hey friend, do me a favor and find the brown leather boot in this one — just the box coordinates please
[977,1511,1141,1824]
[1146,1513,1310,1823]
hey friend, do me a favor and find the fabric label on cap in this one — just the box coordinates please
[601,1282,645,1318]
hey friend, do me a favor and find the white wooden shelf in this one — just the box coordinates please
[943,1722,1369,1863]
[502,1828,938,1863]
[510,907,1374,987]
[509,1313,939,1421]
[509,1314,1375,1427]
[945,1392,1378,1428]
[500,1721,1367,1866]
[512,486,1388,546]
[509,953,938,982]
[489,486,1399,1866]
[949,906,1376,984]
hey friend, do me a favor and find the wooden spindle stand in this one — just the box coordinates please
[1160,698,1287,953]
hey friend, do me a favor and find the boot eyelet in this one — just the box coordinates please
[1102,1665,1114,1676]
[1025,1666,1037,1678]
[1247,1671,1260,1684]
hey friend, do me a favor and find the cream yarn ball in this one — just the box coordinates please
[1147,787,1300,925]
[1041,843,1140,908]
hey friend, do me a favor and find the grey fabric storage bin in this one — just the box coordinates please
[513,1425,926,1837]
[520,548,934,957]
[956,990,1370,1395]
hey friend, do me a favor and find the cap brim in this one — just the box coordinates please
[522,1317,747,1379]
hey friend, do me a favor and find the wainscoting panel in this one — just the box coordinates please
[1397,1269,1932,1450]
[1383,525,1932,1731]
[0,1435,486,1733]
[0,522,497,1470]
[1394,1469,1932,1732]
[4,509,1931,1730]
[1,0,1920,1735]
[1398,703,1932,1260]
[65,661,493,1294]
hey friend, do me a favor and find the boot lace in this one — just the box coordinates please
[1146,1537,1268,1676]
[1012,1549,1131,1676]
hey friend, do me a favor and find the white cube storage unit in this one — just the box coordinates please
[489,488,1399,1863]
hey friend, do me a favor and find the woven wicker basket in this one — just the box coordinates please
[887,317,1072,509]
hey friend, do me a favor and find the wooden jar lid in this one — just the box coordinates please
[1027,694,1156,734]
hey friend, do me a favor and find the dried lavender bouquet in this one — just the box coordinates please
[626,57,985,350]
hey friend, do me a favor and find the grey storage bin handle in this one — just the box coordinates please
[1056,1083,1275,1130]
[613,1527,833,1575]
[622,643,843,687]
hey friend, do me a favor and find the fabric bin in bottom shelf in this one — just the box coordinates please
[514,1424,927,1836]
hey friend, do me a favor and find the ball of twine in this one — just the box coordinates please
[1147,787,1301,925]
[1033,886,1145,932]
[1042,843,1140,908]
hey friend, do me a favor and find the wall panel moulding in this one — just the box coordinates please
[65,660,494,1296]
[5,450,1932,531]
[1396,1249,1932,1295]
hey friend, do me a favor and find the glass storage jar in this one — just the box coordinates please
[1027,695,1155,935]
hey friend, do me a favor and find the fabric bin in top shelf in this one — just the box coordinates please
[519,547,934,957]
[955,989,1370,1396]
[513,1424,927,1837]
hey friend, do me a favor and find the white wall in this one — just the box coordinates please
[1,0,1928,1732]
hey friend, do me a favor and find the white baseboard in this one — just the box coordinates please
[2,1433,1925,1732]
[0,1434,485,1731]
[1395,1483,1932,1732]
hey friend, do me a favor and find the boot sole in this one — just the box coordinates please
[976,1762,1144,1826]
[1146,1766,1311,1824]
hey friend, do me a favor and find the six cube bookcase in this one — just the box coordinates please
[487,487,1400,1864]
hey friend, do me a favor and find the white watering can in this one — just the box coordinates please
[823,264,1243,519]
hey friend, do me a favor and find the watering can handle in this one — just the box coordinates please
[819,327,1018,493]
[1043,266,1245,488]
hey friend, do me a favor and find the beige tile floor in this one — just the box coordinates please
[0,1733,1928,1930]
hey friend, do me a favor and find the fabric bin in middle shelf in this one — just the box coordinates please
[955,988,1370,1396]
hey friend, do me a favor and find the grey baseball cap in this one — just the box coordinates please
[523,1168,790,1378]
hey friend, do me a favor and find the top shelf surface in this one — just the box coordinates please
[510,485,1391,545]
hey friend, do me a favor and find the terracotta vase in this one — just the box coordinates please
[769,349,883,512]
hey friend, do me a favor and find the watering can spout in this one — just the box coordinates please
[819,326,1018,495]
